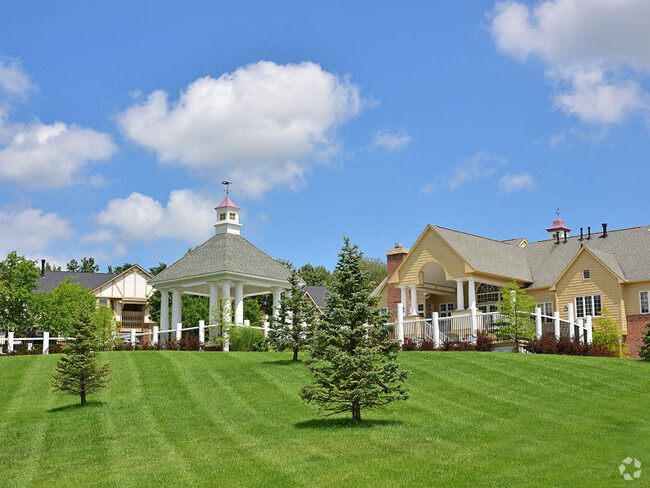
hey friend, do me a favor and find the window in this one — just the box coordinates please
[417,303,425,318]
[583,269,590,279]
[428,304,433,317]
[380,307,388,315]
[640,291,649,314]
[477,284,500,304]
[219,213,226,221]
[575,295,602,318]
[440,302,454,318]
[478,305,497,313]
[229,212,236,221]
[539,302,553,323]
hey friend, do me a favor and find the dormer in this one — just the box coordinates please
[214,195,242,235]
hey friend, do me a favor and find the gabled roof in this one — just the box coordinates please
[150,233,289,284]
[547,246,625,291]
[431,226,533,282]
[91,264,153,293]
[36,271,116,294]
[303,285,329,311]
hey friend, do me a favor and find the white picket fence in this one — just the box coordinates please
[0,319,273,355]
[391,302,594,347]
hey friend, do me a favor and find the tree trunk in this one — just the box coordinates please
[352,399,361,421]
[293,348,298,362]
[80,378,86,406]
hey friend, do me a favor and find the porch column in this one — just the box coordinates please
[208,282,219,322]
[221,281,232,323]
[160,290,169,341]
[234,283,244,325]
[171,289,182,335]
[272,288,282,317]
[409,285,418,316]
[467,278,476,310]
[400,287,408,310]
[455,280,465,311]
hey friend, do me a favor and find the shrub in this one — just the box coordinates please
[525,334,614,357]
[229,326,264,352]
[475,331,494,352]
[592,308,628,357]
[442,339,474,351]
[252,337,270,352]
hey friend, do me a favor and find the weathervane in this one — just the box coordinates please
[221,180,232,195]
[556,207,561,219]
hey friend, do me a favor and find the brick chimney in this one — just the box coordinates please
[386,242,409,317]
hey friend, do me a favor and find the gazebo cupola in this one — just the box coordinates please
[214,195,242,236]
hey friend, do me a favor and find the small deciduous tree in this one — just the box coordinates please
[269,269,317,361]
[37,277,97,336]
[495,280,537,352]
[94,305,121,350]
[639,323,650,361]
[0,252,41,335]
[52,302,110,406]
[593,308,627,357]
[299,237,410,421]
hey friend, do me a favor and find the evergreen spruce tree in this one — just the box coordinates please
[299,237,410,421]
[52,302,110,406]
[269,268,317,361]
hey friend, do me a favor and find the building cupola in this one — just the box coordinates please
[546,209,571,239]
[214,195,242,236]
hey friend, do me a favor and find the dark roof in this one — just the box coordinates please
[36,271,116,294]
[303,285,329,310]
[430,224,650,288]
[522,225,650,287]
[150,233,290,283]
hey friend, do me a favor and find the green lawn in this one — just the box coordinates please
[0,351,647,487]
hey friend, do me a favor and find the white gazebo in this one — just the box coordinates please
[149,195,290,338]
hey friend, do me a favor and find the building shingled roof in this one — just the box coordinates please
[35,271,116,294]
[423,224,650,288]
[303,285,329,310]
[150,233,290,283]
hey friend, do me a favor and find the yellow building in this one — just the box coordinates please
[373,220,650,358]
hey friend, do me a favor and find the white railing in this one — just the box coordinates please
[0,319,275,355]
[392,302,593,347]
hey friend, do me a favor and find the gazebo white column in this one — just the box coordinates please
[409,285,418,316]
[171,288,182,330]
[221,281,232,323]
[234,283,244,325]
[467,278,476,310]
[456,280,465,311]
[160,290,169,340]
[208,282,219,322]
[272,287,282,317]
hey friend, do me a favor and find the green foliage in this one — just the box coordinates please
[269,268,317,361]
[300,237,410,421]
[51,302,110,406]
[107,262,133,274]
[149,262,167,276]
[299,263,333,287]
[495,281,537,352]
[639,323,650,361]
[66,259,79,272]
[243,298,262,327]
[37,277,97,336]
[94,305,121,350]
[79,257,99,273]
[206,298,232,349]
[0,251,41,335]
[181,294,209,328]
[44,261,61,271]
[592,308,628,358]
[360,256,387,290]
[229,326,264,351]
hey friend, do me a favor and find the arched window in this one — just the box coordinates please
[477,284,500,304]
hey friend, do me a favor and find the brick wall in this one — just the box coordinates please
[386,247,409,318]
[625,314,649,359]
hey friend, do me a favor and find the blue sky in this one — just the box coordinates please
[1,0,649,272]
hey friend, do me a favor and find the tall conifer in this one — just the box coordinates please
[300,238,410,421]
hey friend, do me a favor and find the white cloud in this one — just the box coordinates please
[117,61,364,197]
[490,0,650,125]
[0,120,117,189]
[0,208,73,257]
[498,172,534,193]
[0,58,36,97]
[373,128,412,151]
[420,152,508,195]
[94,189,215,244]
